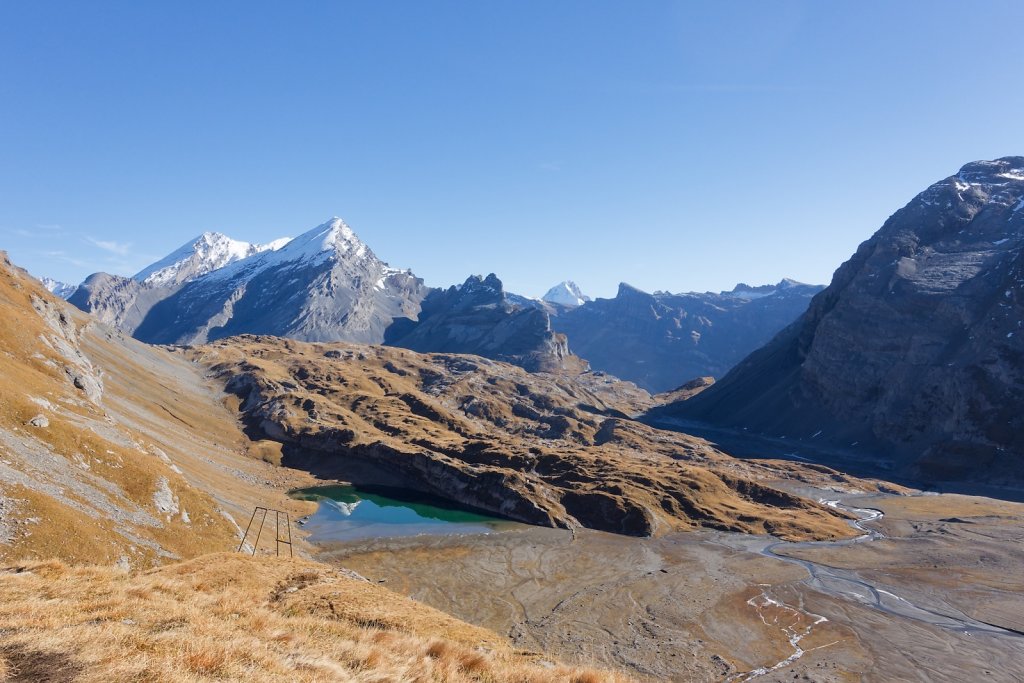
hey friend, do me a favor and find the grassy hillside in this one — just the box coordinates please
[0,552,629,682]
[0,251,317,567]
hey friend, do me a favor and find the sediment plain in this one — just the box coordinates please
[320,487,1024,682]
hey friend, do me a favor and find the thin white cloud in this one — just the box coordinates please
[85,237,133,256]
[39,250,92,269]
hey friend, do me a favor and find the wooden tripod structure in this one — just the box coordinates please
[237,507,293,558]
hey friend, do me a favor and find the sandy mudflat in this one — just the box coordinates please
[316,489,1024,682]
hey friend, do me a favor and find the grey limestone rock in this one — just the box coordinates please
[666,156,1024,481]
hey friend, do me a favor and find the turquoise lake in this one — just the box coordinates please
[290,484,519,542]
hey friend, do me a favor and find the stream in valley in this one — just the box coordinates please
[715,496,1023,680]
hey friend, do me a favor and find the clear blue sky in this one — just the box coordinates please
[2,1,1022,298]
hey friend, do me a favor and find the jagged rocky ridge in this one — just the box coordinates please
[549,279,823,393]
[383,274,579,372]
[69,219,575,372]
[194,335,874,540]
[662,157,1024,481]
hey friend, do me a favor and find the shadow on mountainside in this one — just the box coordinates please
[642,413,1024,504]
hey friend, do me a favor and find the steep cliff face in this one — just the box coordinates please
[384,274,577,373]
[665,157,1024,481]
[68,272,171,333]
[550,280,822,392]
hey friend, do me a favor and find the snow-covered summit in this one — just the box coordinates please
[135,231,290,286]
[542,281,590,307]
[265,217,368,266]
[40,276,77,299]
[722,278,808,299]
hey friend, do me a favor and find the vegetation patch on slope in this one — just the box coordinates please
[197,337,869,541]
[0,552,629,682]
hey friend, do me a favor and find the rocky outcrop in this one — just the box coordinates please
[549,279,822,392]
[195,336,873,541]
[68,272,174,333]
[384,274,578,372]
[663,157,1024,481]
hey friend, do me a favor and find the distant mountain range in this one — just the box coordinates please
[662,156,1024,481]
[55,218,819,384]
[65,219,578,371]
[547,279,823,393]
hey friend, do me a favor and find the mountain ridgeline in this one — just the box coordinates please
[548,280,823,393]
[383,273,576,372]
[662,157,1024,481]
[65,218,816,382]
[72,220,428,346]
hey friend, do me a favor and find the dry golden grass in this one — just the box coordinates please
[0,252,317,567]
[196,337,868,541]
[0,552,633,682]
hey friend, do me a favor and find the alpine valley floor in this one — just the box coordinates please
[315,485,1024,682]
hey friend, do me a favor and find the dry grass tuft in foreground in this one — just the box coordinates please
[0,552,632,682]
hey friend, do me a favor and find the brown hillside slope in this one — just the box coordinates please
[0,552,629,682]
[0,252,310,566]
[0,253,630,681]
[196,337,870,541]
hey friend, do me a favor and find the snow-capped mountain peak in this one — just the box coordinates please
[542,281,590,307]
[134,231,290,286]
[39,276,78,299]
[722,279,808,299]
[270,217,368,265]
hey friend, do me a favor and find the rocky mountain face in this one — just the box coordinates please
[71,218,429,345]
[196,335,874,540]
[663,157,1024,481]
[383,274,578,372]
[549,279,823,393]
